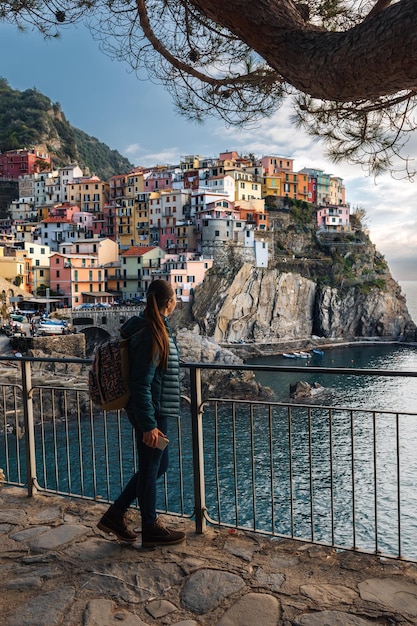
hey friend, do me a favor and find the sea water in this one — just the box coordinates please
[239,282,417,556]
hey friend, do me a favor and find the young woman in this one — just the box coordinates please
[98,280,185,547]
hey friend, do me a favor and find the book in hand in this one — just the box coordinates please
[156,435,169,450]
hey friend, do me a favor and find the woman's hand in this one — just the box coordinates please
[143,428,166,448]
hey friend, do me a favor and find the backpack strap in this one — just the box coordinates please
[128,327,145,353]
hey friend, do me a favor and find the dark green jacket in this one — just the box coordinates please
[121,313,180,432]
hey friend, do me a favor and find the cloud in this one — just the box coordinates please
[225,107,417,280]
[124,143,141,156]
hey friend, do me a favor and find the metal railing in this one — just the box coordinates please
[1,355,417,561]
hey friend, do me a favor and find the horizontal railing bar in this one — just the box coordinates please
[184,362,417,378]
[1,354,417,378]
[203,397,417,416]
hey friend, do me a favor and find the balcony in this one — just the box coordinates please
[1,356,417,562]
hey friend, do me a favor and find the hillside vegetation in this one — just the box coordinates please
[0,78,133,180]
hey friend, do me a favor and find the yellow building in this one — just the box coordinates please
[229,169,262,202]
[68,176,110,214]
[329,176,346,206]
[262,173,282,197]
[0,246,31,292]
[109,170,150,248]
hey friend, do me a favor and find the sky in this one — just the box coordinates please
[1,19,417,281]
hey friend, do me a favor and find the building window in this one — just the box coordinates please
[187,275,195,282]
[74,284,78,292]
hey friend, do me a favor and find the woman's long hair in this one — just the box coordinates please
[145,280,174,369]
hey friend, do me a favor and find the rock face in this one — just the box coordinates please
[314,283,413,339]
[192,263,416,344]
[176,329,273,399]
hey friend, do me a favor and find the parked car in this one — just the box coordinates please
[75,303,94,310]
[10,314,26,323]
[37,323,69,336]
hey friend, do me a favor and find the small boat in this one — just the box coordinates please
[292,352,303,358]
[312,348,324,356]
[282,353,297,358]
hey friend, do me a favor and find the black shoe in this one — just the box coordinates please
[97,505,138,543]
[142,517,186,547]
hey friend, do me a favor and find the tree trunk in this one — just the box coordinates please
[189,0,417,101]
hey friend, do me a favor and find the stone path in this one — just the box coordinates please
[1,486,417,625]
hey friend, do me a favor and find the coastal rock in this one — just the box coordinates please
[315,283,415,339]
[192,263,416,344]
[290,381,324,400]
[176,329,273,399]
[193,264,316,344]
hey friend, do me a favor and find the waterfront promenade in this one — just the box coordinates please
[2,486,417,625]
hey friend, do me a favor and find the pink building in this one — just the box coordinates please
[49,252,109,307]
[316,205,350,232]
[157,253,214,302]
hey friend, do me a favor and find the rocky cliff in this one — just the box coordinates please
[186,204,417,346]
[190,259,416,346]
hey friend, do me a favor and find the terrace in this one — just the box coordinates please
[2,355,417,561]
[3,354,417,624]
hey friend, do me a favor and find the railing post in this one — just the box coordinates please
[189,366,206,534]
[21,360,38,497]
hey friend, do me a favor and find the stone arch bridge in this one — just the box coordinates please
[71,307,142,355]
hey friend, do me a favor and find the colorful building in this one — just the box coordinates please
[155,253,214,302]
[316,204,350,232]
[0,149,51,180]
[49,245,116,308]
[120,246,165,301]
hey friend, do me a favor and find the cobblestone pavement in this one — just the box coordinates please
[1,486,417,625]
